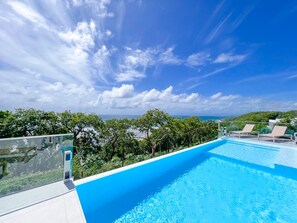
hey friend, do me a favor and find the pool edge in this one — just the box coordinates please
[74,138,224,186]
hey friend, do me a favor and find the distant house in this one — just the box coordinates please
[268,118,283,129]
[269,117,297,129]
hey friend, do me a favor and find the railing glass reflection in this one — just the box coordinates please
[0,134,73,197]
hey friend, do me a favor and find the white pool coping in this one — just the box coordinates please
[74,138,222,186]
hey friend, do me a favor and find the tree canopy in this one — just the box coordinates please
[226,110,297,122]
[0,108,218,179]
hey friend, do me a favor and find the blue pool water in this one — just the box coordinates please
[76,139,297,223]
[208,140,279,168]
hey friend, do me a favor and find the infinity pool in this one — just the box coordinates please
[75,139,297,223]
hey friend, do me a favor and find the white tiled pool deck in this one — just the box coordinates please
[0,137,296,223]
[0,181,86,223]
[0,190,85,223]
[228,133,296,145]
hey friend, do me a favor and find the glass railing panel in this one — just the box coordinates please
[218,121,297,142]
[0,134,73,198]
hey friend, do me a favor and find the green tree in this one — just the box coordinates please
[59,111,103,139]
[136,109,171,156]
[0,108,222,180]
[102,118,137,164]
[0,110,13,138]
[58,111,103,153]
[180,116,202,147]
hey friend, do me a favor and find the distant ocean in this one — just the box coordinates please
[174,115,228,121]
[100,115,228,121]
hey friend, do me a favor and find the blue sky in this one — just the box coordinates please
[0,0,297,116]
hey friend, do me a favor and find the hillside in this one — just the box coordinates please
[227,110,297,122]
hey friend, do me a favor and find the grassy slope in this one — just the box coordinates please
[226,110,297,122]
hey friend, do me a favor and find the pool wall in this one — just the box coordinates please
[75,138,224,216]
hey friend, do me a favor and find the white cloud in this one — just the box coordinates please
[143,89,161,102]
[93,45,111,65]
[96,85,188,110]
[123,49,154,67]
[116,46,181,82]
[0,69,98,111]
[211,92,222,99]
[0,0,116,86]
[179,93,199,103]
[92,45,114,82]
[288,74,297,79]
[220,95,239,100]
[7,1,48,28]
[116,70,146,82]
[102,84,134,98]
[0,1,294,116]
[92,86,296,115]
[159,47,182,65]
[211,92,239,101]
[0,15,10,22]
[72,0,114,18]
[155,86,183,103]
[187,52,211,66]
[214,53,247,64]
[58,21,96,50]
[97,0,114,17]
[44,82,64,91]
[105,29,112,36]
[205,13,232,44]
[1,71,296,115]
[231,5,256,31]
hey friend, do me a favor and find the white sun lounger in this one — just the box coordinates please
[258,126,287,142]
[230,124,255,138]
